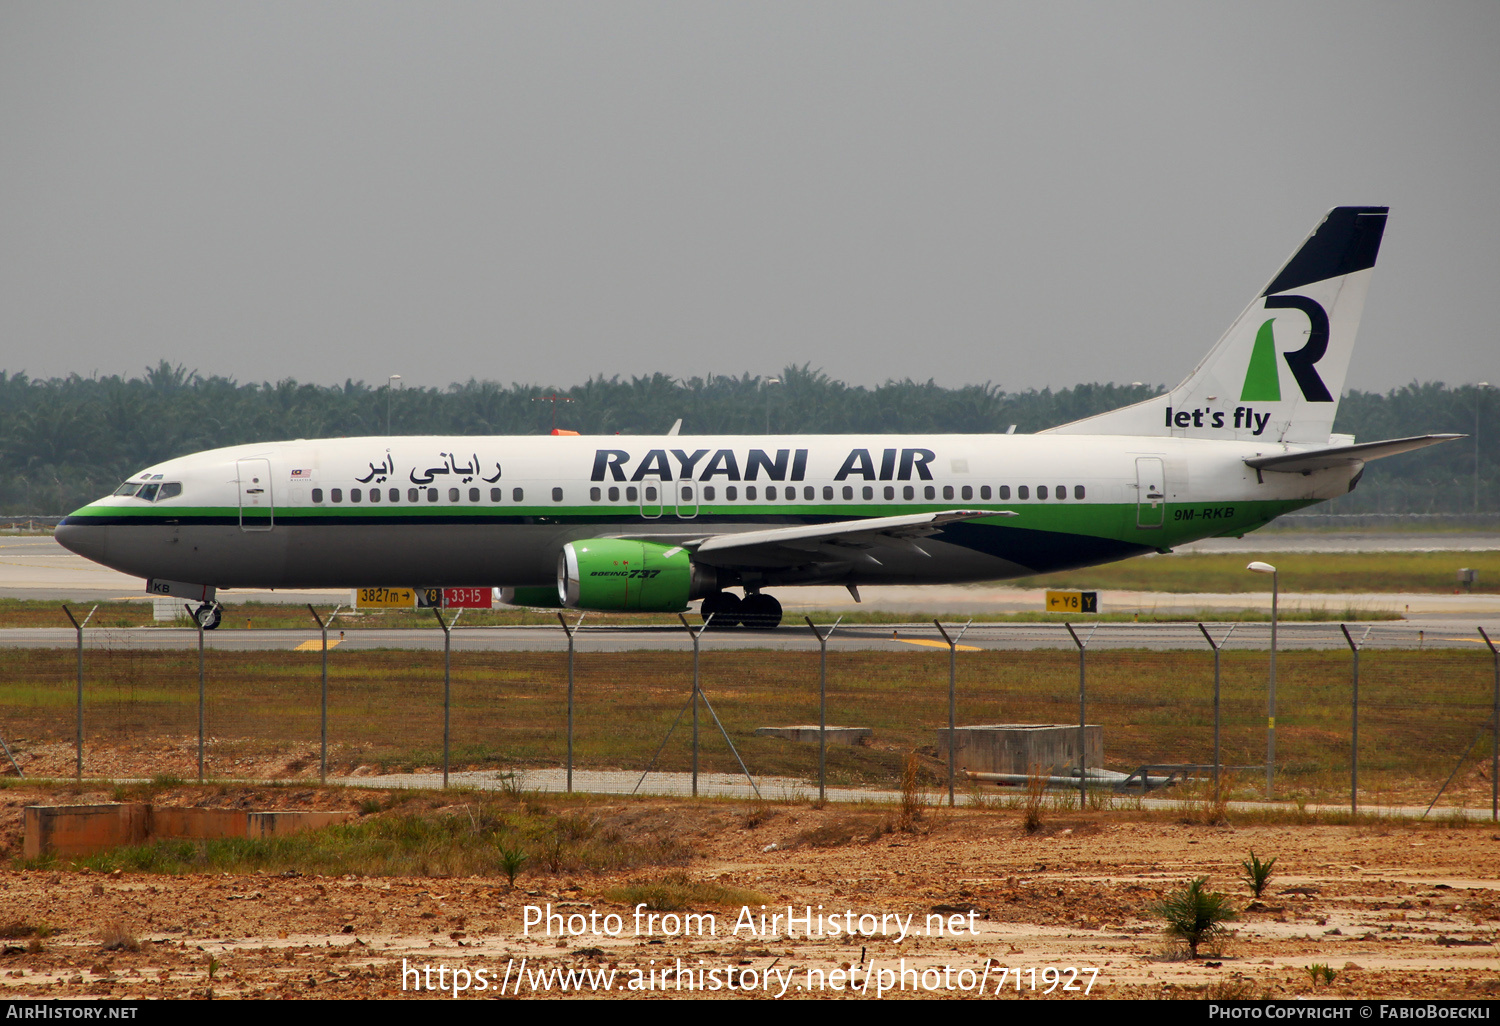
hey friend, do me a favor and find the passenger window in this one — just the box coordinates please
[681,487,693,501]
[513,488,524,502]
[704,486,715,501]
[1074,485,1085,499]
[590,487,601,501]
[350,488,362,503]
[157,483,182,500]
[368,488,381,503]
[1038,486,1048,499]
[766,486,777,500]
[1056,484,1066,499]
[444,487,456,502]
[999,485,1010,500]
[805,486,815,500]
[924,485,936,500]
[626,486,638,502]
[746,486,757,500]
[980,485,991,500]
[331,488,343,503]
[312,488,324,503]
[726,486,737,500]
[903,485,914,500]
[884,486,895,500]
[861,486,872,500]
[427,488,438,502]
[1017,486,1028,500]
[469,487,479,502]
[491,487,503,501]
[841,486,852,500]
[942,485,954,500]
[608,486,620,501]
[644,486,657,501]
[409,488,420,503]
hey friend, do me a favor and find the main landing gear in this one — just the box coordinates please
[192,602,223,631]
[700,591,782,630]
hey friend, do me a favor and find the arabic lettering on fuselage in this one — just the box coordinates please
[406,452,503,485]
[355,455,394,484]
[590,447,937,482]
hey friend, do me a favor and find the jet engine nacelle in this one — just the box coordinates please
[558,539,716,612]
[498,586,565,609]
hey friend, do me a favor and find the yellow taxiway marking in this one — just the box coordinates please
[294,639,341,652]
[890,637,983,652]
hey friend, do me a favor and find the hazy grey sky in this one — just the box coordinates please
[2,2,1496,393]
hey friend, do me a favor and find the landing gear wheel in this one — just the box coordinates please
[739,592,782,630]
[193,602,222,631]
[699,591,743,630]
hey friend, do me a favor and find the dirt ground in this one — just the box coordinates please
[0,756,1496,1000]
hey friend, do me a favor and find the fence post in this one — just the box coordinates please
[1197,623,1235,807]
[804,616,843,804]
[430,606,458,788]
[1481,626,1499,823]
[1063,623,1097,808]
[61,604,96,780]
[184,604,206,782]
[1340,624,1372,816]
[306,605,341,785]
[557,613,584,793]
[933,619,973,808]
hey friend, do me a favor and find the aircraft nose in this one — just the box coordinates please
[55,520,107,563]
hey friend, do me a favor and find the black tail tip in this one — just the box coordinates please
[1263,206,1388,297]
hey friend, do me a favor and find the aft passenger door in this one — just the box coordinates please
[1135,457,1165,529]
[237,458,274,532]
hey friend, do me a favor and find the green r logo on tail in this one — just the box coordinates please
[1240,319,1282,401]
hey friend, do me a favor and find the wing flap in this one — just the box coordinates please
[689,509,1015,569]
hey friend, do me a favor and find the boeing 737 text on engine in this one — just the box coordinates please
[56,207,1458,630]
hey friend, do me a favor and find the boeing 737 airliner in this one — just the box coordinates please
[56,207,1458,629]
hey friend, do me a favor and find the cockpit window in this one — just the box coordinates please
[113,482,142,496]
[156,483,182,501]
[137,483,160,502]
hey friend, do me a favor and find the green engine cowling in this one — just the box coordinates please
[559,539,714,612]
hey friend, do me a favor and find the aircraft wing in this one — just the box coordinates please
[1244,434,1463,475]
[684,509,1015,570]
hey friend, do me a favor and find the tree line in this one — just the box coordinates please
[2,363,1493,514]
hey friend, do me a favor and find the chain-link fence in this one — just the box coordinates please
[3,615,1496,817]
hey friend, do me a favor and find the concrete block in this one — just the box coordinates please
[935,724,1104,775]
[23,804,354,857]
[755,725,872,746]
[247,811,352,838]
[23,804,149,859]
[151,807,250,840]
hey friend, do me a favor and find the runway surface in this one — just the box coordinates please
[333,767,1476,821]
[3,532,1499,650]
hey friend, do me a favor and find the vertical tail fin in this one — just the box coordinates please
[1045,206,1388,443]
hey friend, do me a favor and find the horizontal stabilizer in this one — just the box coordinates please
[1244,434,1464,475]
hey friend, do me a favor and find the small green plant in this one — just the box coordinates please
[1242,851,1277,897]
[899,751,925,832]
[1150,876,1238,959]
[100,921,139,952]
[497,845,528,888]
[1305,963,1336,986]
[1021,764,1047,834]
